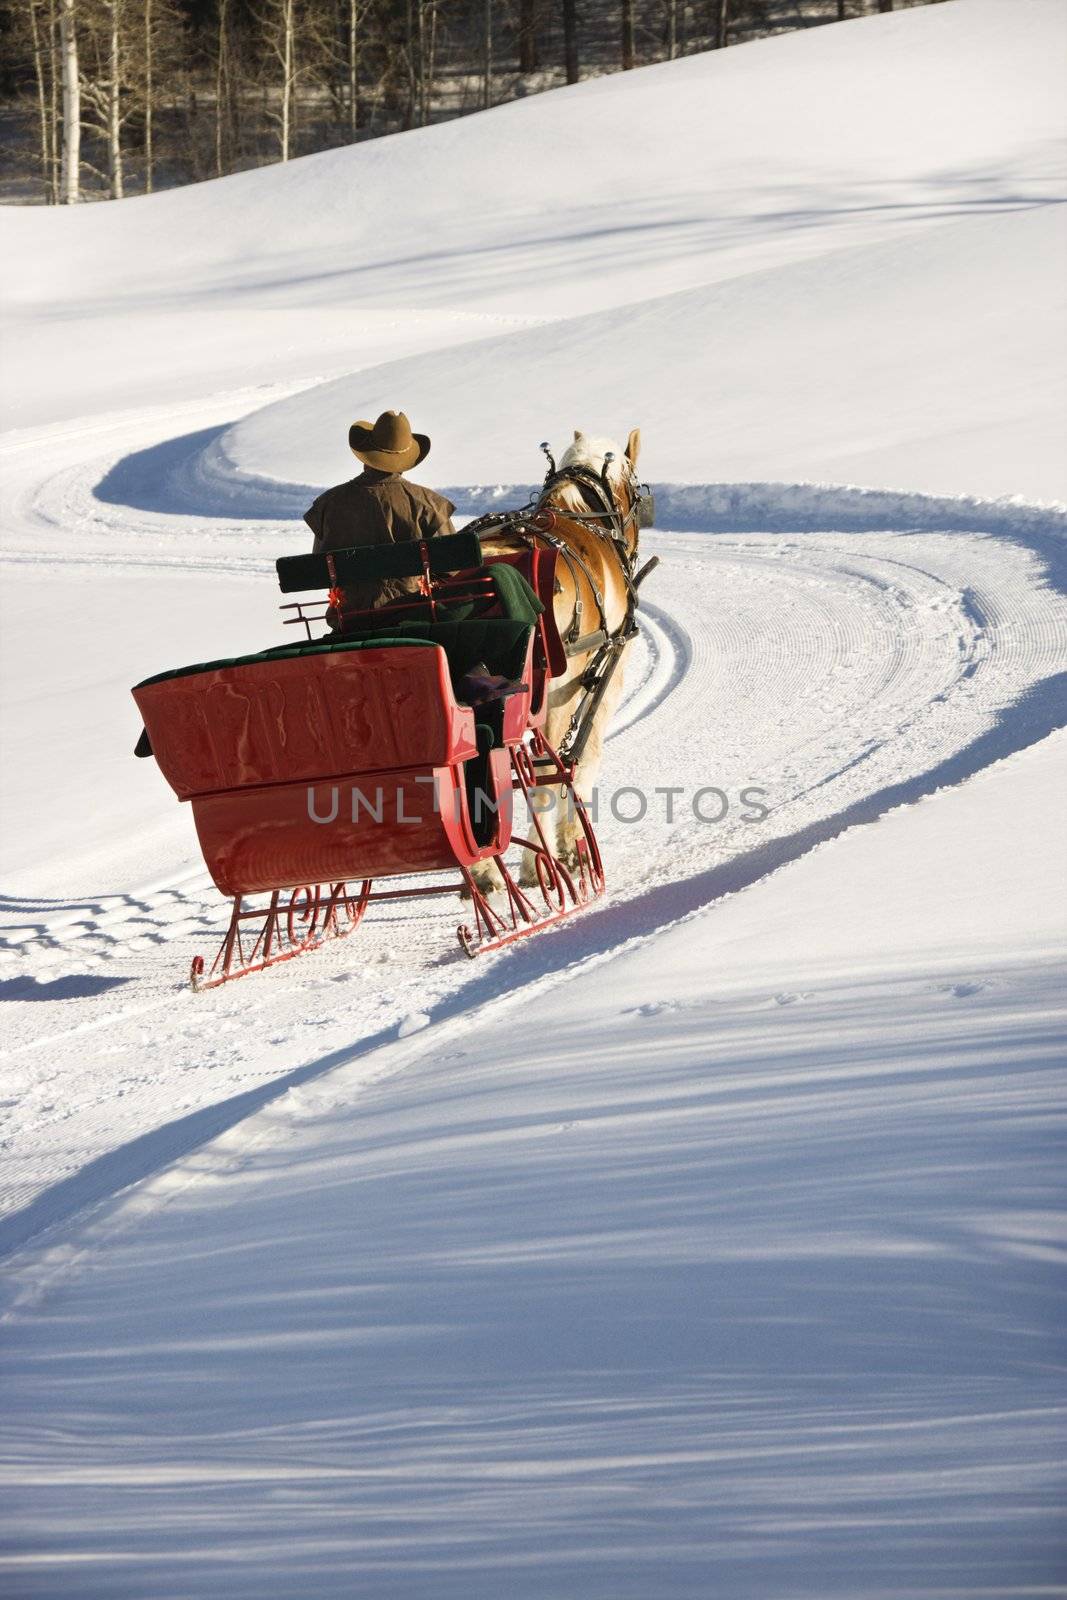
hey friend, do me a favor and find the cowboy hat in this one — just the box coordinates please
[348,409,430,472]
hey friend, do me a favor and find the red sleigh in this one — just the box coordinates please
[132,532,603,988]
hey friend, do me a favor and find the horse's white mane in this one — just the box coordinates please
[557,432,628,495]
[551,432,628,517]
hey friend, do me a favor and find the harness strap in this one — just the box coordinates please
[558,627,637,766]
[465,463,653,763]
[538,466,642,610]
[523,523,608,643]
[556,554,658,763]
[564,628,610,657]
[466,509,610,646]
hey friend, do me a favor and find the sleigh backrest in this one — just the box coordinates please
[133,638,478,801]
[276,531,485,598]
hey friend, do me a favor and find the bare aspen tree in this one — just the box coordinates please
[402,0,431,127]
[366,3,407,135]
[214,0,248,178]
[132,0,183,189]
[273,0,338,158]
[621,0,634,69]
[427,0,439,116]
[347,0,359,138]
[666,0,677,59]
[482,0,492,110]
[79,0,135,198]
[280,0,294,160]
[418,2,433,126]
[107,0,124,197]
[58,0,81,202]
[404,0,415,127]
[143,0,153,191]
[713,0,729,49]
[215,0,230,176]
[562,0,578,84]
[27,0,58,201]
[518,0,538,72]
[255,0,297,161]
[49,0,61,198]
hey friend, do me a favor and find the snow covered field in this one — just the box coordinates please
[1,1,1065,1593]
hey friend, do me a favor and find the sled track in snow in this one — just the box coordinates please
[2,405,1067,1258]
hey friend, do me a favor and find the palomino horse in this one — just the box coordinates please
[479,426,648,888]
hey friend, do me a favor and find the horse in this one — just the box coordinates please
[478,426,646,890]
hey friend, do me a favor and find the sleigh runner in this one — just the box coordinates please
[132,436,653,988]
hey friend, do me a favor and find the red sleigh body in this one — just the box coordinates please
[132,534,602,986]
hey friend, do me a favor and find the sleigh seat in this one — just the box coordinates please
[276,531,563,720]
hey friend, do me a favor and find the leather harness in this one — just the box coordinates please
[465,459,658,763]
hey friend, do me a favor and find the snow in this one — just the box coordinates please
[3,731,1065,1597]
[1,0,1066,1592]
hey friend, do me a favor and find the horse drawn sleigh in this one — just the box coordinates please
[131,432,655,988]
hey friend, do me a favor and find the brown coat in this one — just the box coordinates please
[304,468,456,611]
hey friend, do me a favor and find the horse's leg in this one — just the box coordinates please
[518,677,581,886]
[465,858,506,897]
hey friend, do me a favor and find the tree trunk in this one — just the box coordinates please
[28,0,56,202]
[215,0,228,175]
[482,0,492,110]
[837,1,847,17]
[428,0,438,115]
[563,0,579,84]
[876,0,894,10]
[666,0,677,60]
[107,0,124,198]
[518,0,538,72]
[348,0,361,138]
[418,2,431,125]
[404,0,416,128]
[48,0,61,200]
[713,0,730,50]
[58,0,80,203]
[144,0,153,192]
[621,0,634,69]
[280,0,293,161]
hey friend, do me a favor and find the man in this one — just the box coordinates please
[304,409,456,613]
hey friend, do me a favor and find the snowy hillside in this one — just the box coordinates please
[1,0,1065,1594]
[1,0,1064,433]
[218,202,1067,504]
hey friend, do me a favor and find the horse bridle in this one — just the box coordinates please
[463,451,658,761]
[533,452,657,639]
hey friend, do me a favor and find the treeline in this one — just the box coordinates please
[1,0,937,203]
